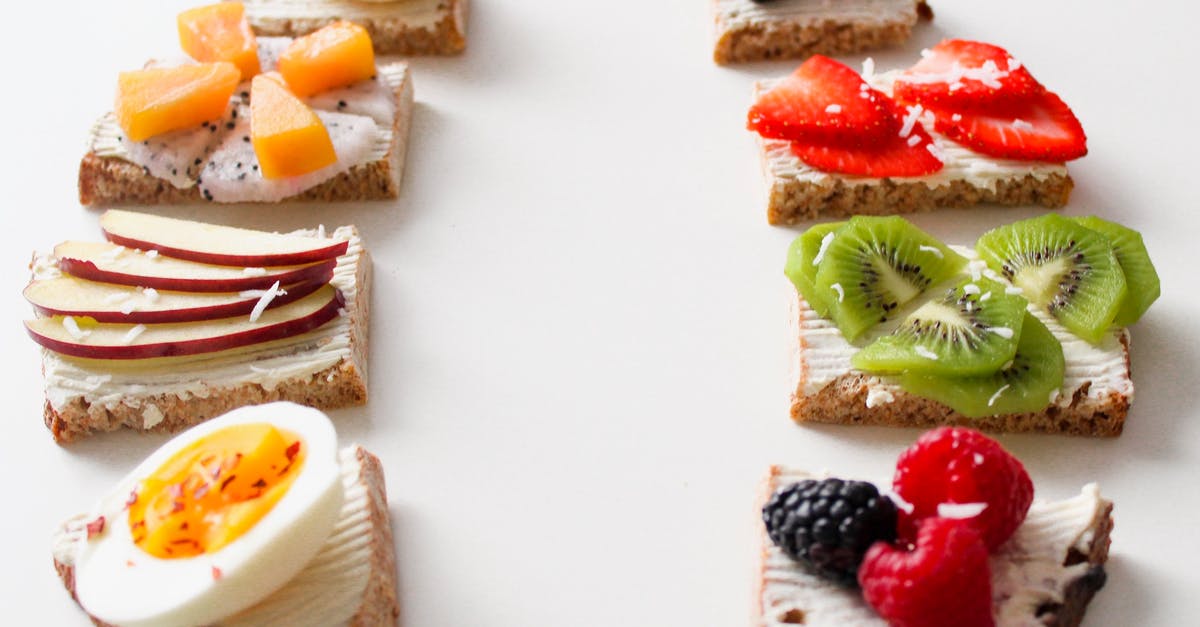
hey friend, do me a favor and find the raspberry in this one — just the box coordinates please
[893,427,1033,551]
[859,517,995,627]
[762,478,898,585]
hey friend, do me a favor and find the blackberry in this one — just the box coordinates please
[763,477,898,585]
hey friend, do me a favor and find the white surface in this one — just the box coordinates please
[0,1,1197,624]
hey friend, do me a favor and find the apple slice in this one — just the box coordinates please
[25,285,344,360]
[55,241,336,293]
[100,209,347,266]
[24,275,329,323]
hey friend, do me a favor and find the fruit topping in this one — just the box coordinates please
[926,91,1087,162]
[1072,216,1160,326]
[250,74,338,179]
[115,63,241,142]
[976,214,1126,343]
[784,221,846,317]
[851,277,1027,376]
[177,2,261,79]
[892,426,1034,551]
[278,21,376,97]
[894,40,1042,109]
[898,311,1065,418]
[812,216,966,341]
[859,516,995,627]
[749,55,899,145]
[788,107,944,177]
[763,478,898,586]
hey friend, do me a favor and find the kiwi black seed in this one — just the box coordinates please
[1071,216,1160,326]
[898,311,1065,417]
[975,214,1126,344]
[813,216,966,341]
[851,277,1027,376]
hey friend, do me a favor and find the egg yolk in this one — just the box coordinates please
[126,423,306,559]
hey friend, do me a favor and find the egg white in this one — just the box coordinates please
[73,402,343,627]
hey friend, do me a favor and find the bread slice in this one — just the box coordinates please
[712,0,932,65]
[755,466,1113,626]
[788,285,1132,437]
[244,0,467,55]
[79,62,413,207]
[53,445,400,627]
[38,225,370,443]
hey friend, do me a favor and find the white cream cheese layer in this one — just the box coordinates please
[716,0,918,29]
[244,0,449,28]
[54,446,375,627]
[791,246,1133,409]
[40,227,362,417]
[760,468,1108,627]
[757,70,1068,193]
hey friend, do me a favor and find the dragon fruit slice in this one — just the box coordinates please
[117,100,238,189]
[306,75,396,126]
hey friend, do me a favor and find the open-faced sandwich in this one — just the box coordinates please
[244,0,467,55]
[23,210,370,442]
[81,3,413,206]
[53,402,399,626]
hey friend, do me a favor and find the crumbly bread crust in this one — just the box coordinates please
[246,0,467,55]
[54,445,400,627]
[713,1,931,65]
[765,171,1074,225]
[78,63,414,207]
[41,232,371,443]
[753,466,1113,627]
[789,291,1130,437]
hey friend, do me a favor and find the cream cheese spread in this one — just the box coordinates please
[244,0,449,29]
[716,0,918,30]
[757,70,1068,192]
[790,246,1133,409]
[760,468,1108,626]
[54,446,375,627]
[39,227,362,417]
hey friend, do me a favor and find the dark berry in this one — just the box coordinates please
[763,477,898,585]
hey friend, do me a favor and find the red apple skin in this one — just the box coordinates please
[56,257,337,293]
[24,275,331,323]
[102,231,347,267]
[25,290,345,360]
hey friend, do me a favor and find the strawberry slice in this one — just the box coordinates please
[894,39,1043,109]
[929,91,1087,162]
[749,55,898,145]
[790,104,944,177]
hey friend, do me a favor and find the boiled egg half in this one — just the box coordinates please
[72,402,343,627]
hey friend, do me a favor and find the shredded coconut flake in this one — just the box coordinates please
[937,502,988,519]
[141,287,159,303]
[1012,118,1035,131]
[243,267,268,276]
[882,488,915,514]
[830,283,845,303]
[925,141,947,162]
[906,134,922,147]
[63,316,89,339]
[825,104,842,114]
[952,113,963,122]
[988,326,1015,339]
[146,250,159,259]
[1008,57,1022,70]
[987,384,1011,407]
[317,224,326,239]
[899,104,924,138]
[962,283,981,295]
[812,231,837,266]
[121,324,147,345]
[249,281,282,322]
[980,291,992,301]
[865,387,895,408]
[917,245,943,259]
[915,346,939,360]
[861,57,875,79]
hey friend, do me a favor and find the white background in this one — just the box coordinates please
[0,1,1197,624]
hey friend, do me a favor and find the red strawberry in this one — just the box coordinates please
[929,91,1087,161]
[748,55,898,145]
[859,517,995,627]
[893,39,1043,109]
[790,103,944,177]
[893,427,1033,551]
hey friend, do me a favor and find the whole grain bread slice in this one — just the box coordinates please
[53,445,400,627]
[79,63,413,207]
[245,0,467,55]
[754,466,1112,626]
[39,226,370,443]
[712,0,932,65]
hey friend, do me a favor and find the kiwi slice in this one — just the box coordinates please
[1071,216,1159,326]
[785,221,846,316]
[851,277,1027,376]
[813,216,967,341]
[975,214,1126,344]
[898,311,1064,418]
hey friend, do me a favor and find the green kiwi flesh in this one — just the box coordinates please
[898,311,1065,418]
[975,214,1126,344]
[813,216,967,341]
[851,277,1027,376]
[785,222,846,316]
[1072,216,1160,326]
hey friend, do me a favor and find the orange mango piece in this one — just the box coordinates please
[250,73,337,178]
[178,2,261,79]
[115,62,240,142]
[277,21,375,97]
